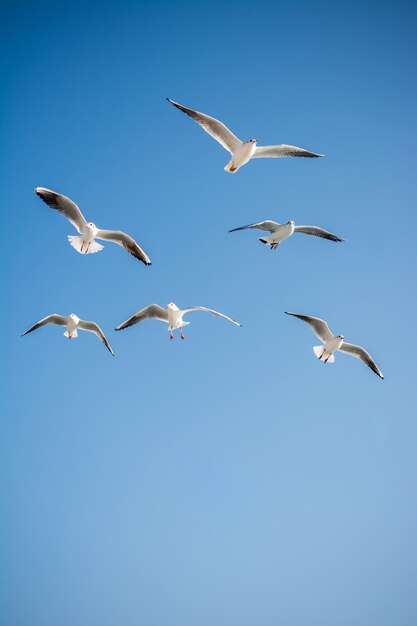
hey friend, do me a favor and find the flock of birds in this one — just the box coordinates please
[21,98,384,379]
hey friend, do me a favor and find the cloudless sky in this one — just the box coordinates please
[1,1,416,625]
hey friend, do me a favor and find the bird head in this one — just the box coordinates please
[69,314,80,322]
[248,139,257,144]
[87,222,96,229]
[338,335,344,340]
[167,303,179,311]
[287,220,295,226]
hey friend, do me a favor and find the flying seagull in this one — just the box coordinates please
[166,98,323,173]
[229,219,343,250]
[21,313,114,355]
[35,187,151,265]
[285,312,384,378]
[116,302,242,340]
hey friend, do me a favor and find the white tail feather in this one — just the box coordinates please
[64,329,78,338]
[224,160,238,173]
[313,346,334,363]
[67,236,104,254]
[313,345,325,359]
[168,322,191,331]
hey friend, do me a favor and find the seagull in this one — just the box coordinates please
[166,98,324,173]
[229,219,343,250]
[285,312,384,378]
[115,302,242,340]
[35,187,152,265]
[21,313,114,355]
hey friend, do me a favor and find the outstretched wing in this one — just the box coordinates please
[339,342,384,379]
[181,306,242,327]
[285,312,333,342]
[21,314,68,336]
[253,145,324,159]
[167,98,241,154]
[78,320,114,355]
[294,225,343,242]
[35,187,87,233]
[115,304,169,331]
[229,220,281,233]
[95,229,151,265]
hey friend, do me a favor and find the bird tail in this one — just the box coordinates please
[67,236,104,254]
[64,329,78,338]
[224,160,238,173]
[313,346,334,363]
[168,322,190,332]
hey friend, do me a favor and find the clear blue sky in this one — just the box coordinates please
[1,1,416,625]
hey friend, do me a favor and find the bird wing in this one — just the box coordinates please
[293,225,343,242]
[78,320,114,355]
[285,312,333,342]
[167,98,241,154]
[181,306,242,327]
[229,220,281,233]
[21,314,68,336]
[339,342,384,379]
[35,187,87,233]
[115,304,169,331]
[95,229,151,265]
[252,145,324,159]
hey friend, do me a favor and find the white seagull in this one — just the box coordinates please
[35,187,152,265]
[21,313,114,355]
[229,219,343,250]
[167,98,324,173]
[285,312,384,378]
[115,302,242,340]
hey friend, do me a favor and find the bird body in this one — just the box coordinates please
[313,335,345,363]
[166,303,191,330]
[21,313,114,355]
[258,221,295,247]
[35,187,151,265]
[63,313,80,338]
[229,219,342,250]
[285,312,383,378]
[167,98,323,173]
[224,140,257,173]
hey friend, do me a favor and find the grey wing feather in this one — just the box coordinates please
[115,304,169,331]
[35,187,87,233]
[285,312,333,342]
[253,145,324,159]
[95,229,151,265]
[21,314,68,336]
[294,225,343,242]
[181,306,242,327]
[339,342,384,379]
[78,320,114,355]
[229,220,281,233]
[167,98,241,154]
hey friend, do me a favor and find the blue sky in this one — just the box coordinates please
[1,1,416,625]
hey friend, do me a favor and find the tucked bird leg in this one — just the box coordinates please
[271,242,280,251]
[85,242,91,253]
[180,331,185,340]
[170,330,174,340]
